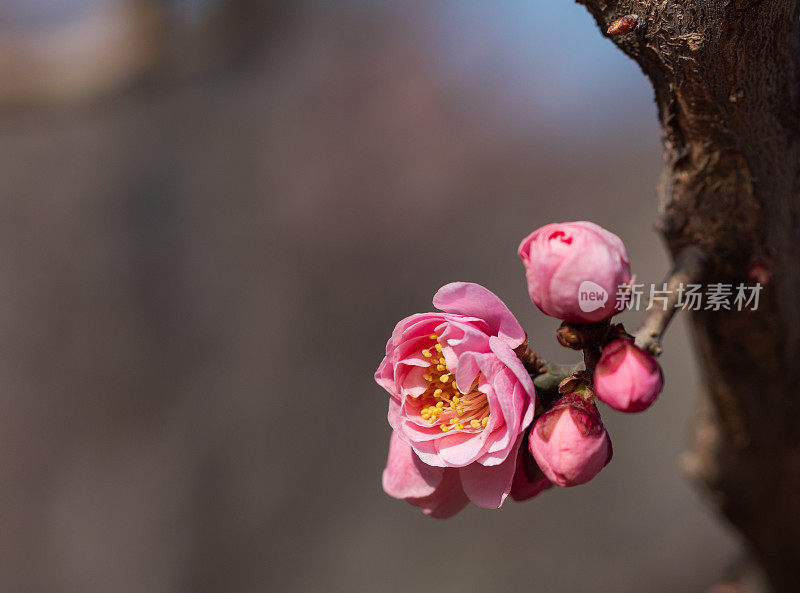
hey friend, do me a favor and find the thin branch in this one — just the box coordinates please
[634,246,709,356]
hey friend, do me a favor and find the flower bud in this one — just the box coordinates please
[593,339,663,413]
[528,394,612,487]
[517,221,631,323]
[510,445,551,501]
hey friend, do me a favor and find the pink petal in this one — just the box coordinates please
[442,321,492,358]
[452,351,481,395]
[433,282,525,348]
[458,437,521,509]
[382,432,444,499]
[400,417,451,443]
[489,336,536,411]
[573,221,629,265]
[412,443,448,468]
[480,380,529,464]
[387,396,402,431]
[395,314,441,344]
[394,335,434,367]
[375,355,396,394]
[435,431,484,467]
[395,365,428,398]
[407,468,469,519]
[469,356,527,465]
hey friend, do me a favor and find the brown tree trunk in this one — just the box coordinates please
[576,1,800,591]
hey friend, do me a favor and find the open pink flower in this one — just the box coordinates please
[377,282,536,513]
[594,339,664,413]
[518,221,631,323]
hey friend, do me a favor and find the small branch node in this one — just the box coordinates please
[634,246,709,356]
[607,14,639,36]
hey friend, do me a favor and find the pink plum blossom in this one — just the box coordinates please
[517,221,631,323]
[594,339,664,413]
[377,282,536,514]
[528,393,612,487]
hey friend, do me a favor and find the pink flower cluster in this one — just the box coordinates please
[376,221,664,517]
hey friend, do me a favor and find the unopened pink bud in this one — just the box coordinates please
[510,445,552,501]
[517,221,631,323]
[528,394,612,487]
[594,339,663,413]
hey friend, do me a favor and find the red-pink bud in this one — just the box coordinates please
[528,394,612,487]
[593,339,663,413]
[748,259,772,285]
[510,445,552,501]
[517,221,631,323]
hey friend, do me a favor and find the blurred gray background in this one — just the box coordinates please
[0,1,739,591]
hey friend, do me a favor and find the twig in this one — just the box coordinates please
[634,246,709,356]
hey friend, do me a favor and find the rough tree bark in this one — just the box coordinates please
[574,1,800,591]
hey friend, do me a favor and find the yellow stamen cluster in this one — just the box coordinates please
[416,334,490,433]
